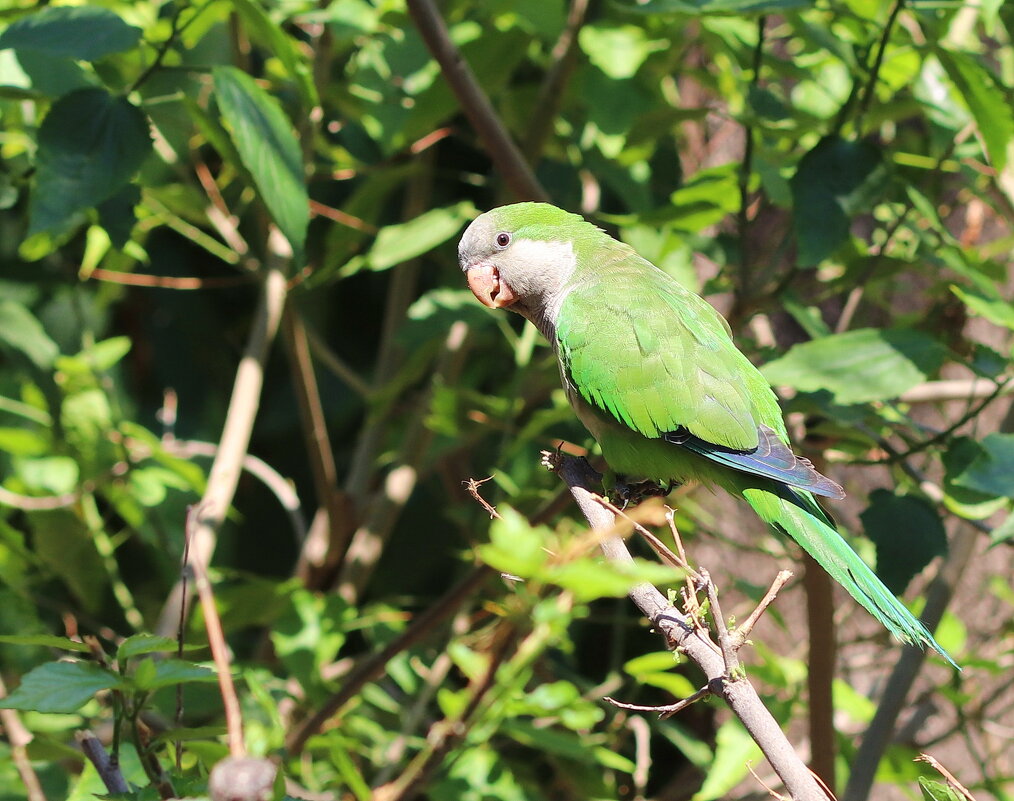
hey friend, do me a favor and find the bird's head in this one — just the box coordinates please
[458,203,591,321]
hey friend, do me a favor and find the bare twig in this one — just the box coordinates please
[552,453,830,801]
[0,676,47,801]
[522,0,590,163]
[855,0,906,132]
[701,568,740,678]
[916,754,978,801]
[604,685,712,720]
[75,730,129,794]
[85,268,253,290]
[732,570,793,648]
[0,485,78,511]
[187,505,245,759]
[155,238,289,637]
[405,0,548,201]
[464,476,501,519]
[900,378,1014,404]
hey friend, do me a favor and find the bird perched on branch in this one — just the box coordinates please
[459,201,953,666]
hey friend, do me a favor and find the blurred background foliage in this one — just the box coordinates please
[0,0,1012,799]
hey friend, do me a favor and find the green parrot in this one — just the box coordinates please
[459,201,953,665]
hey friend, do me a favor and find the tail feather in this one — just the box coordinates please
[735,479,957,669]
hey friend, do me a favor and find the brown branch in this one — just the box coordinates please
[552,453,831,801]
[308,200,378,234]
[916,753,978,801]
[75,730,129,795]
[154,236,289,637]
[522,0,590,163]
[0,676,47,801]
[732,569,793,647]
[188,506,245,759]
[405,0,548,202]
[86,268,254,290]
[284,563,493,756]
[604,685,712,720]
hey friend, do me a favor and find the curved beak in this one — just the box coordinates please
[466,262,519,309]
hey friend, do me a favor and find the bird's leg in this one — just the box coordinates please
[607,473,675,508]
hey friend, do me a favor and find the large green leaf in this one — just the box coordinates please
[213,66,308,257]
[790,136,888,266]
[0,6,140,61]
[0,634,90,653]
[28,88,152,237]
[860,489,948,594]
[0,661,121,713]
[761,328,946,404]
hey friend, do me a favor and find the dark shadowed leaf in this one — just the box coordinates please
[951,433,1014,498]
[761,328,946,404]
[0,634,90,653]
[213,66,308,257]
[0,661,121,713]
[117,634,180,662]
[861,489,947,594]
[942,437,1009,520]
[28,88,151,237]
[790,136,888,265]
[0,6,140,61]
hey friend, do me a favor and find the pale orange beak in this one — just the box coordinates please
[466,262,519,309]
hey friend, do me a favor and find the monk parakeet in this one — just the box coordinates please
[459,201,952,664]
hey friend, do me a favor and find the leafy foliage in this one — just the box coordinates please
[0,0,1011,800]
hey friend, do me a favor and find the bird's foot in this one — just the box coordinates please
[607,477,675,508]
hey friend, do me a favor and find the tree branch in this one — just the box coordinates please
[553,454,830,801]
[405,0,548,202]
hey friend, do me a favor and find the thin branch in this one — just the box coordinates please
[900,378,1014,404]
[85,269,254,290]
[732,569,793,648]
[405,0,548,201]
[188,506,245,759]
[916,754,978,801]
[309,200,378,234]
[522,0,590,163]
[154,237,289,637]
[464,476,501,519]
[0,676,47,801]
[75,731,129,795]
[0,485,78,511]
[701,568,740,679]
[604,685,712,720]
[855,0,906,132]
[551,453,830,801]
[284,564,493,756]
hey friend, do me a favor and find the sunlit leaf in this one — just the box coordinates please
[213,66,308,257]
[0,300,59,369]
[762,328,946,404]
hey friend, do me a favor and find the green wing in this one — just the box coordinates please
[555,254,784,451]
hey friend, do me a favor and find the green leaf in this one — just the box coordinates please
[578,25,666,80]
[951,433,1014,498]
[936,50,1014,172]
[548,557,682,602]
[0,661,121,713]
[29,88,152,237]
[117,634,179,662]
[989,513,1014,547]
[761,328,945,404]
[919,777,964,801]
[942,437,1009,520]
[692,718,763,801]
[0,6,141,61]
[790,136,888,266]
[478,506,549,579]
[0,300,59,369]
[950,283,1014,329]
[360,202,475,274]
[860,490,947,594]
[129,659,217,691]
[0,634,91,653]
[212,66,308,258]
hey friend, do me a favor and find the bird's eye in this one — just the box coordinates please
[495,232,511,248]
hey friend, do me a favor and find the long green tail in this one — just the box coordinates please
[734,477,957,669]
